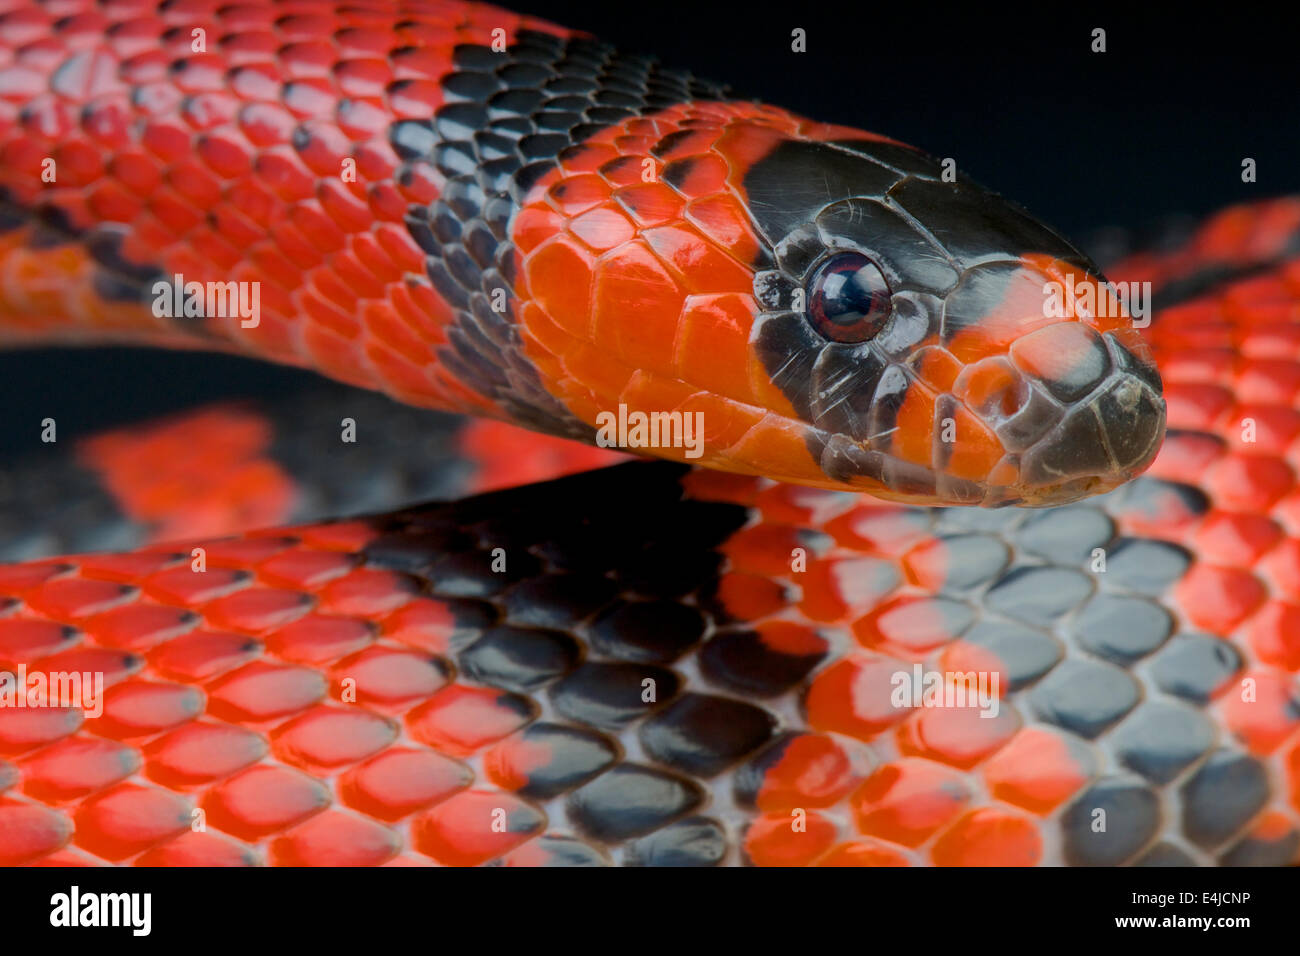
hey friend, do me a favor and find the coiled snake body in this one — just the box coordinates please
[0,0,1297,866]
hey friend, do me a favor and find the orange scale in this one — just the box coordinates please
[558,140,618,173]
[850,759,972,847]
[753,480,851,526]
[202,764,330,841]
[612,181,684,227]
[87,680,205,740]
[567,204,636,251]
[1248,598,1300,673]
[1234,359,1300,404]
[315,567,417,618]
[265,614,373,665]
[895,702,1021,770]
[910,346,964,395]
[142,721,268,789]
[328,646,449,710]
[721,524,811,577]
[19,737,139,803]
[1144,348,1233,384]
[815,840,911,866]
[675,392,766,453]
[270,704,398,773]
[1242,324,1300,359]
[203,586,313,633]
[929,808,1042,866]
[616,369,701,419]
[405,685,534,758]
[1161,383,1234,432]
[642,224,752,295]
[340,747,471,822]
[1224,273,1293,308]
[719,415,826,486]
[1261,538,1300,600]
[853,595,974,657]
[300,293,363,346]
[596,154,647,189]
[135,831,258,867]
[1115,486,1205,540]
[940,403,1003,482]
[563,342,641,404]
[1217,669,1300,754]
[903,537,954,591]
[0,619,77,661]
[752,733,857,811]
[0,707,83,757]
[147,630,261,683]
[0,802,72,865]
[30,648,138,689]
[482,733,556,793]
[1204,453,1294,512]
[205,661,327,724]
[1146,431,1226,485]
[199,535,296,565]
[80,603,197,652]
[294,520,378,552]
[366,301,436,363]
[522,235,596,339]
[672,292,759,403]
[982,726,1095,814]
[591,241,686,374]
[365,347,451,409]
[679,467,764,506]
[1172,563,1267,634]
[411,789,544,866]
[804,654,914,742]
[142,567,248,606]
[663,152,730,199]
[269,809,401,866]
[22,577,137,622]
[544,172,609,216]
[256,547,356,589]
[612,134,652,155]
[713,570,791,620]
[653,126,720,162]
[684,193,761,260]
[0,562,70,593]
[824,504,933,555]
[72,783,192,862]
[743,810,838,866]
[797,556,897,623]
[1190,510,1284,566]
[938,640,1012,695]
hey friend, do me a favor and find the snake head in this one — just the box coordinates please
[515,106,1165,505]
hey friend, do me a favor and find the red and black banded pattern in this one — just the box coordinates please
[0,382,624,561]
[0,0,1165,506]
[3,0,1298,868]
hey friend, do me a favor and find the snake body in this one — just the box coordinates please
[0,0,1297,866]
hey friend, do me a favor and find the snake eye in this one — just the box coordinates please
[806,252,892,343]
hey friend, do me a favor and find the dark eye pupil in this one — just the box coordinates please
[807,252,891,343]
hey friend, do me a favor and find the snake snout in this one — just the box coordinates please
[1007,324,1166,504]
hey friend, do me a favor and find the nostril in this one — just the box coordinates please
[1009,321,1111,403]
[953,357,1029,426]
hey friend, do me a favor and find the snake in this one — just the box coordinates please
[0,0,1296,867]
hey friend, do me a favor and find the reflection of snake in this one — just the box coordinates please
[0,0,1295,866]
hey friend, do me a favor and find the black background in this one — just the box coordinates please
[2,1,1297,454]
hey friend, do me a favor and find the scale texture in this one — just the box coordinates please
[0,0,1299,866]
